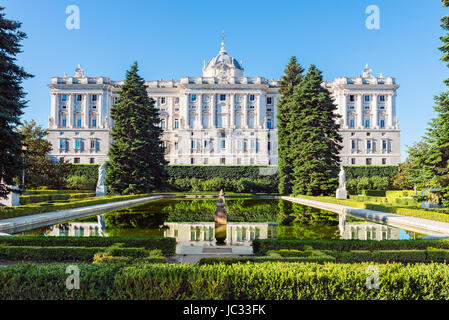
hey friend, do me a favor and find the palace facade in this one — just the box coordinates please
[47,42,401,166]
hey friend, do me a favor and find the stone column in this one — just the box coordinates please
[212,94,217,128]
[356,94,363,129]
[387,94,393,128]
[341,93,348,129]
[83,94,89,128]
[67,94,74,128]
[259,93,266,129]
[372,94,378,129]
[230,94,235,129]
[243,94,248,128]
[50,93,58,128]
[98,93,104,128]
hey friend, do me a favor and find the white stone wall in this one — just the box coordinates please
[47,62,400,166]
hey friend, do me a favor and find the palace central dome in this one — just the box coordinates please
[202,41,244,78]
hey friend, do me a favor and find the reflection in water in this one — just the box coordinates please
[164,222,278,246]
[15,199,425,242]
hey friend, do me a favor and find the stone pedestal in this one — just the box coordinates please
[336,188,347,200]
[0,185,20,207]
[96,185,107,197]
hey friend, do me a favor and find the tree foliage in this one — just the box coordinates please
[106,62,167,194]
[17,120,70,189]
[288,65,342,196]
[276,56,304,194]
[0,6,33,198]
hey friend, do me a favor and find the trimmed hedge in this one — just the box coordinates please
[197,254,335,265]
[25,190,93,195]
[4,262,449,299]
[20,192,95,205]
[252,239,449,255]
[165,165,277,180]
[344,165,398,180]
[328,249,448,263]
[0,236,176,256]
[69,164,100,181]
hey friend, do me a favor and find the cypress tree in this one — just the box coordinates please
[0,7,33,198]
[276,56,304,194]
[289,65,342,196]
[106,62,167,194]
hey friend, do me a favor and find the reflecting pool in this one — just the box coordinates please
[15,198,427,244]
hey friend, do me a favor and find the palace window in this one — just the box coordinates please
[382,140,387,150]
[160,119,166,129]
[380,119,385,128]
[74,157,80,164]
[364,105,370,110]
[75,139,81,150]
[365,119,370,128]
[61,95,67,102]
[191,140,196,149]
[250,140,256,149]
[190,158,195,164]
[191,94,197,102]
[267,118,273,129]
[220,140,226,149]
[220,158,226,165]
[59,139,66,150]
[220,94,226,101]
[92,118,97,128]
[349,95,355,102]
[268,141,271,151]
[351,140,356,150]
[77,95,82,101]
[382,158,387,165]
[351,158,356,165]
[174,119,179,129]
[364,95,370,102]
[366,158,372,165]
[92,95,97,101]
[61,117,67,128]
[366,140,372,150]
[90,139,96,150]
[379,95,385,102]
[267,97,272,105]
[161,97,166,104]
[204,158,208,164]
[90,158,95,164]
[349,118,355,128]
[174,142,178,150]
[175,97,180,104]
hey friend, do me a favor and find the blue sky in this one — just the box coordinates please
[2,0,448,160]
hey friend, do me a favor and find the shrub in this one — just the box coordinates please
[65,175,96,190]
[5,262,449,299]
[0,246,101,262]
[0,236,176,256]
[252,239,449,255]
[196,254,335,265]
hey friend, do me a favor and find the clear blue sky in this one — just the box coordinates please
[3,0,448,160]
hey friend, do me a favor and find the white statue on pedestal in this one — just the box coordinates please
[335,166,348,199]
[0,184,20,207]
[96,163,107,197]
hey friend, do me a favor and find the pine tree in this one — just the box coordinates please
[0,7,33,198]
[276,56,304,194]
[106,62,167,194]
[415,0,449,206]
[289,65,342,196]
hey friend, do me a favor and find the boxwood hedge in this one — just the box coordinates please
[3,262,449,299]
[0,236,176,256]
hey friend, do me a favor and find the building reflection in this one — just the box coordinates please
[338,212,401,240]
[46,214,107,237]
[164,222,278,245]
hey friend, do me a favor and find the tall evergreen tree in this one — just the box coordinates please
[106,62,167,194]
[416,0,449,205]
[289,65,342,196]
[0,7,33,198]
[276,56,304,194]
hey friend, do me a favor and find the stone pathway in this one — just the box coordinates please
[282,196,449,237]
[0,195,165,234]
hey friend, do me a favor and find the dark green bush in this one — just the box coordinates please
[361,190,387,197]
[252,239,449,255]
[20,192,95,204]
[3,262,449,299]
[0,246,101,261]
[344,165,398,180]
[0,236,176,256]
[196,254,336,265]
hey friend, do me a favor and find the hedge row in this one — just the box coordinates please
[4,262,449,299]
[0,236,176,256]
[25,190,94,195]
[344,165,398,180]
[165,165,277,181]
[20,192,95,205]
[329,249,449,263]
[252,239,449,255]
[197,256,335,265]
